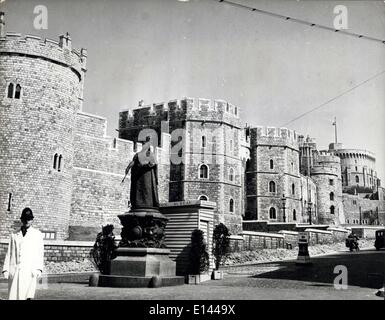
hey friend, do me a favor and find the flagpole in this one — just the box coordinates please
[333,117,338,144]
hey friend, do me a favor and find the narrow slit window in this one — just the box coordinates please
[58,155,63,172]
[199,164,208,179]
[229,199,234,212]
[7,193,12,211]
[53,154,58,169]
[15,84,21,99]
[269,181,276,193]
[269,207,276,220]
[7,83,14,98]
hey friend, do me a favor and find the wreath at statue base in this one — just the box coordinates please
[118,209,168,248]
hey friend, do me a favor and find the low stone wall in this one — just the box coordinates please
[228,226,351,253]
[327,227,349,242]
[239,231,285,251]
[0,239,94,268]
[305,228,334,245]
[242,220,297,233]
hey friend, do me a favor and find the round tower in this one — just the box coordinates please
[0,13,87,239]
[332,148,378,193]
[310,153,344,225]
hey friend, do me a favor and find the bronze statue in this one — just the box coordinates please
[124,145,159,210]
[119,145,167,248]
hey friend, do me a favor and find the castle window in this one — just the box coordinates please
[7,193,12,212]
[355,166,358,172]
[42,231,57,240]
[269,181,276,193]
[330,192,334,201]
[53,154,58,170]
[199,164,209,179]
[234,107,238,116]
[199,195,208,201]
[7,83,14,98]
[15,84,21,99]
[330,205,335,215]
[292,183,295,195]
[269,207,276,220]
[355,175,359,183]
[293,209,296,221]
[226,104,229,112]
[270,159,274,170]
[229,168,234,182]
[229,199,234,213]
[201,136,206,148]
[58,155,63,172]
[329,179,334,186]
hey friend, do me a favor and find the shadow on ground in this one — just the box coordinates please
[251,249,385,289]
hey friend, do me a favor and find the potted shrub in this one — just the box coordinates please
[187,229,210,284]
[212,223,230,280]
[90,224,117,286]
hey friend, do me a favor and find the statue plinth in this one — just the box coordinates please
[118,208,168,248]
[97,208,184,288]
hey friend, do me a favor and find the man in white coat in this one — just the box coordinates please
[2,208,44,300]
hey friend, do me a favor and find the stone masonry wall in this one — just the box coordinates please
[70,113,134,240]
[0,33,85,240]
[0,240,94,268]
[342,193,385,225]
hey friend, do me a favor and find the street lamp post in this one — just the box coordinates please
[282,194,287,223]
[308,201,313,225]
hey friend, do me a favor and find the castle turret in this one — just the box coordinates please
[119,98,244,234]
[310,153,344,225]
[245,126,302,223]
[0,13,87,239]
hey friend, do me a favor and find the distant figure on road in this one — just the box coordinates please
[346,231,359,252]
[2,208,44,300]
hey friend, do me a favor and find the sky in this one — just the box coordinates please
[1,0,385,179]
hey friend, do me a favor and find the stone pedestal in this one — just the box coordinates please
[98,247,184,288]
[96,209,184,288]
[110,247,176,277]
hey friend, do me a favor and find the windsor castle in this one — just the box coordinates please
[0,13,384,242]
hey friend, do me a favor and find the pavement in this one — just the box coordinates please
[0,248,384,300]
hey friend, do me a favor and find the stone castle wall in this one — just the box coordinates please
[119,98,244,234]
[334,149,378,191]
[342,193,385,225]
[70,112,133,237]
[0,32,86,240]
[311,154,344,225]
[246,126,302,223]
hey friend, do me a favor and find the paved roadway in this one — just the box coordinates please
[0,248,383,300]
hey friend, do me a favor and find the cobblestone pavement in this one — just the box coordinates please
[0,248,383,300]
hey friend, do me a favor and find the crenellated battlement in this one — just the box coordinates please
[254,126,298,140]
[333,149,376,162]
[0,31,87,80]
[250,126,299,149]
[119,97,242,132]
[315,153,341,165]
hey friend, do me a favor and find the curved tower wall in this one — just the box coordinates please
[310,154,344,225]
[333,149,378,191]
[0,31,86,239]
